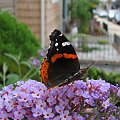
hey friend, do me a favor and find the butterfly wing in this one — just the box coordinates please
[40,29,80,88]
[40,58,49,85]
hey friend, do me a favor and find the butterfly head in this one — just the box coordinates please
[49,29,61,42]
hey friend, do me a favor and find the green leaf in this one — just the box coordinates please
[28,70,39,79]
[20,61,32,68]
[6,73,20,85]
[22,68,34,80]
[17,52,22,61]
[0,84,3,90]
[4,53,19,65]
[3,62,8,74]
[0,72,3,78]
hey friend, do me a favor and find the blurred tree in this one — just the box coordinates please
[89,0,100,15]
[69,0,100,33]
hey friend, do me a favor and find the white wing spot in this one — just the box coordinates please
[55,42,58,47]
[66,42,70,45]
[56,48,59,51]
[62,42,67,47]
[56,39,57,41]
[59,34,63,36]
[62,42,70,47]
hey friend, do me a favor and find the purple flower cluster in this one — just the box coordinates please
[0,79,120,120]
[30,49,47,67]
[30,57,40,67]
[37,49,47,58]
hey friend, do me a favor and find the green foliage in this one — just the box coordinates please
[6,73,19,85]
[5,53,39,80]
[81,45,100,52]
[94,27,108,35]
[0,53,39,88]
[0,62,8,87]
[69,0,100,33]
[70,0,91,21]
[87,67,120,85]
[0,63,19,88]
[0,11,40,72]
[97,39,109,45]
[70,0,91,33]
[67,33,101,52]
[67,33,90,41]
[89,0,100,13]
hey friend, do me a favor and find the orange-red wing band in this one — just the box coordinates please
[51,53,78,63]
[63,53,78,59]
[51,54,63,62]
[40,58,49,84]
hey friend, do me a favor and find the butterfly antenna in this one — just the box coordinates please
[82,61,95,72]
[60,61,95,97]
[59,61,95,87]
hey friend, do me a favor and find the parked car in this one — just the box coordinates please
[98,10,108,18]
[114,11,120,24]
[108,9,117,21]
[92,9,98,15]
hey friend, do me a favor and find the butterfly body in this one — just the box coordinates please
[40,29,80,88]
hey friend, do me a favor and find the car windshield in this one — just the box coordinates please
[116,13,120,18]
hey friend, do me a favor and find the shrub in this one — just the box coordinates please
[69,0,91,33]
[87,67,120,85]
[0,11,40,72]
[68,0,100,33]
[81,45,100,52]
[97,39,109,45]
[94,27,107,36]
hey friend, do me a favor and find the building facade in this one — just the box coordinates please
[0,0,65,47]
[16,0,62,47]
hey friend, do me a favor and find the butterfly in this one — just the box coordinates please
[40,29,91,89]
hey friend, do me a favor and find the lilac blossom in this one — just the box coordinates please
[30,57,40,66]
[55,105,64,114]
[32,107,42,117]
[37,49,47,57]
[36,99,46,111]
[117,88,120,97]
[60,110,72,120]
[43,108,54,118]
[0,79,119,119]
[30,48,47,67]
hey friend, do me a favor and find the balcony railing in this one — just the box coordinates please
[69,33,120,64]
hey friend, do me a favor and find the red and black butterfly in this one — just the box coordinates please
[40,29,91,89]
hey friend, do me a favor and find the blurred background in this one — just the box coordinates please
[1,0,120,87]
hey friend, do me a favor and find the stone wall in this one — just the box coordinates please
[0,0,15,14]
[16,0,61,46]
[15,0,41,38]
